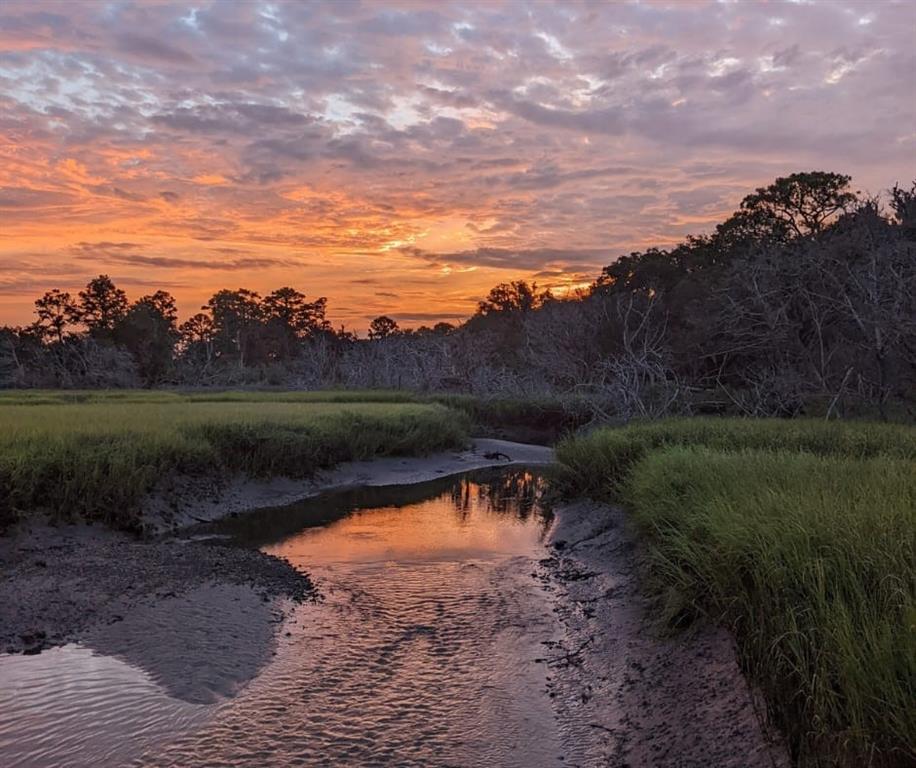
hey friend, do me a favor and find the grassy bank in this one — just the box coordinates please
[0,388,590,443]
[0,395,468,531]
[556,419,916,767]
[427,393,591,443]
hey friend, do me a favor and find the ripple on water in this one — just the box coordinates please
[0,645,208,768]
[3,470,566,768]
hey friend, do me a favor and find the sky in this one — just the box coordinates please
[1,0,914,331]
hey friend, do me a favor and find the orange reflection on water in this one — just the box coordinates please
[262,472,548,566]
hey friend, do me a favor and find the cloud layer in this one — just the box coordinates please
[1,0,913,328]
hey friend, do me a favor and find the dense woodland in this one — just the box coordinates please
[2,172,914,420]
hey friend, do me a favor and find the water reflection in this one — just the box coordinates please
[450,468,544,521]
[2,469,564,768]
[0,645,207,768]
[206,467,551,555]
[146,467,564,767]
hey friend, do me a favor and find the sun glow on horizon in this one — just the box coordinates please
[1,0,912,330]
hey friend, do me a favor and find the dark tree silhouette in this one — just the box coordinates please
[205,289,263,367]
[33,289,80,343]
[476,281,550,315]
[737,171,857,238]
[114,292,179,384]
[262,287,329,337]
[368,315,400,339]
[261,287,331,360]
[77,275,129,337]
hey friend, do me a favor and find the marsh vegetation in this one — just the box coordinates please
[557,418,916,766]
[0,393,467,530]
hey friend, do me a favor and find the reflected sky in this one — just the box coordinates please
[262,470,550,566]
[1,468,562,768]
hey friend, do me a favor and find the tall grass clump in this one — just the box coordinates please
[629,448,914,765]
[555,417,916,499]
[0,400,468,530]
[556,417,916,766]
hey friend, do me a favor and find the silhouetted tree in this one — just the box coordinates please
[368,315,400,339]
[33,289,80,343]
[205,289,264,367]
[261,287,331,360]
[475,280,550,315]
[890,181,916,237]
[77,275,129,338]
[179,312,216,371]
[114,291,179,385]
[737,171,857,238]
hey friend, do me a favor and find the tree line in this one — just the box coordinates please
[2,171,914,420]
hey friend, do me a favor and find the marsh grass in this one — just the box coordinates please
[0,389,590,442]
[556,418,916,766]
[427,393,591,441]
[555,417,916,499]
[0,388,419,406]
[0,397,468,530]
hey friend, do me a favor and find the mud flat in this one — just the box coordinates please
[0,439,551,690]
[541,500,788,767]
[0,440,790,766]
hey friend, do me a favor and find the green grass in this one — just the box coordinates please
[555,417,916,499]
[0,388,421,406]
[0,395,469,531]
[556,418,916,766]
[0,389,589,443]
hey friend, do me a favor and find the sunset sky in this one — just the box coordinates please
[1,0,914,331]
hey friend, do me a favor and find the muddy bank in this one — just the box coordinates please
[0,439,549,701]
[0,522,312,701]
[541,500,788,767]
[1,445,789,766]
[144,437,553,531]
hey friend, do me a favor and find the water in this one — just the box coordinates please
[1,469,567,767]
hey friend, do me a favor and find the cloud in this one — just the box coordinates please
[115,33,195,65]
[400,246,613,272]
[0,0,912,327]
[71,242,300,271]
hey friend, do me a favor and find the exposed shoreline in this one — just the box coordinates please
[0,440,788,764]
[542,500,788,766]
[0,439,552,680]
[143,437,555,531]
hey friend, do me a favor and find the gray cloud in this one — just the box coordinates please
[72,243,299,271]
[1,0,913,327]
[116,33,195,65]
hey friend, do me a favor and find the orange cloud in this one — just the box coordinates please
[192,174,231,186]
[0,0,911,332]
